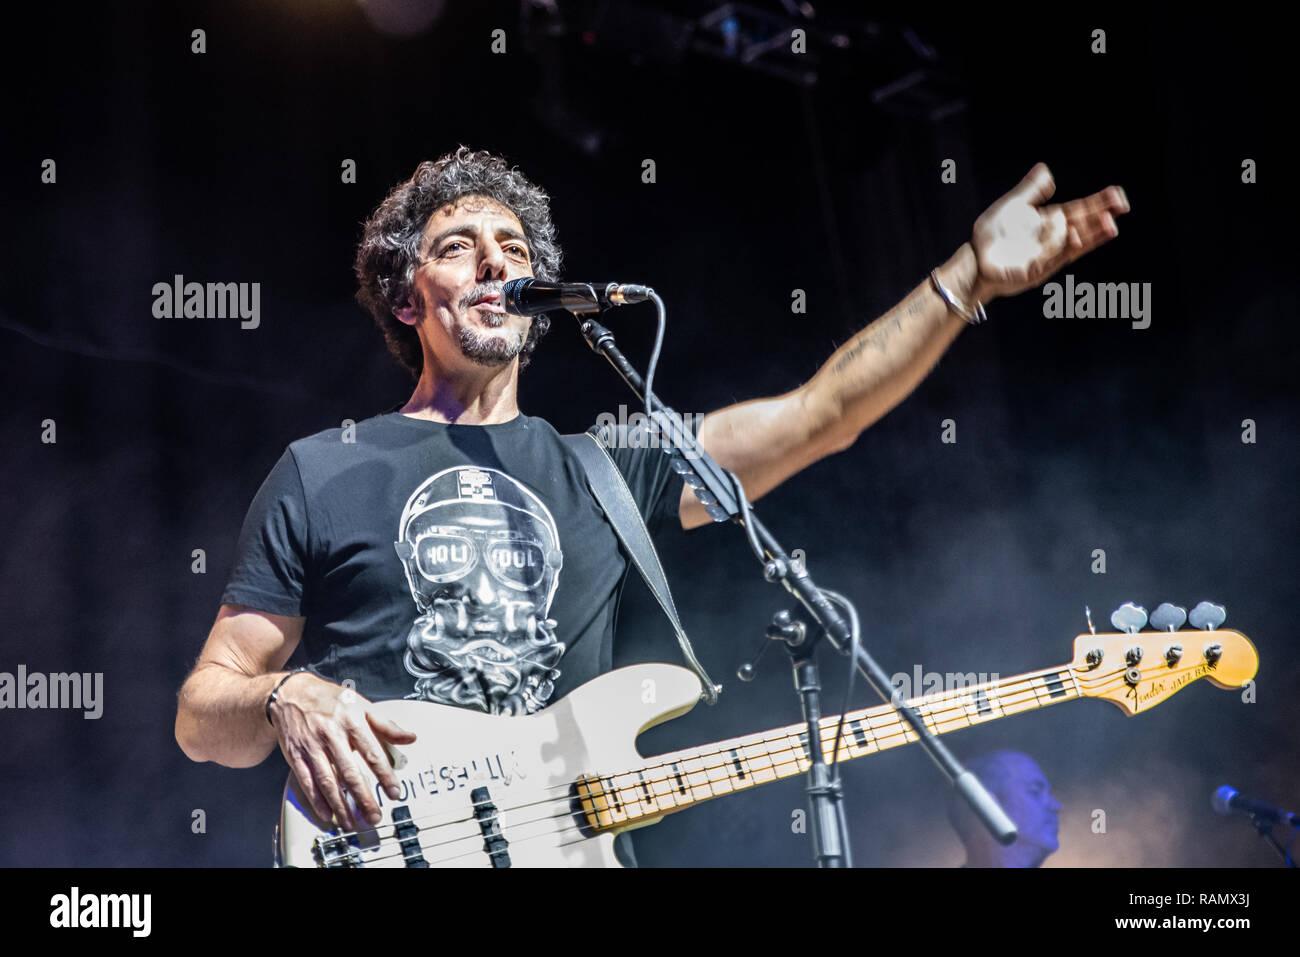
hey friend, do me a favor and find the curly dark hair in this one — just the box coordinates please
[354,146,563,379]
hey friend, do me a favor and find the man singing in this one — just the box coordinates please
[174,146,1127,851]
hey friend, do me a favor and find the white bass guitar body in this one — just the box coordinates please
[276,663,703,868]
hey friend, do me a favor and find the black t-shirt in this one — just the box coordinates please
[220,410,685,715]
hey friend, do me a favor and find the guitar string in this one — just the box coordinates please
[322,662,1142,867]
[303,664,1148,866]
[364,815,601,867]
[349,664,1125,868]
[340,722,838,867]
[410,664,1164,867]
[327,666,1150,868]
[314,663,1136,865]
[317,662,1089,845]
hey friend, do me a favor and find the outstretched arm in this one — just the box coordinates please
[679,163,1130,530]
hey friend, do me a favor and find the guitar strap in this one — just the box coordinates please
[562,429,721,705]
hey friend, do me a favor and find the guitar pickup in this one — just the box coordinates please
[391,805,427,868]
[471,786,511,868]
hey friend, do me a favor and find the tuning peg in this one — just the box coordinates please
[1110,602,1148,634]
[1149,603,1188,632]
[1188,601,1226,631]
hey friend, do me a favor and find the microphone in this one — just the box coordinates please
[500,278,654,316]
[1212,785,1300,826]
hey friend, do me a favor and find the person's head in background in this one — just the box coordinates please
[946,750,1061,867]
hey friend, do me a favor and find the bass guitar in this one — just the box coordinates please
[276,602,1257,867]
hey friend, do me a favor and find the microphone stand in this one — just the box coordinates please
[1255,818,1298,867]
[570,296,1018,866]
[1235,808,1299,867]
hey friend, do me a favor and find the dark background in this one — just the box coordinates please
[0,1,1294,867]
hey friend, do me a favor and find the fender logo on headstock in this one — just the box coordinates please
[1132,663,1210,710]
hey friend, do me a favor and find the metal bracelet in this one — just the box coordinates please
[929,269,987,325]
[265,667,309,726]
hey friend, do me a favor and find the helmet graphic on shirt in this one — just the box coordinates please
[393,466,565,715]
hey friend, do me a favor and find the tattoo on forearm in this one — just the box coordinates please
[831,292,931,375]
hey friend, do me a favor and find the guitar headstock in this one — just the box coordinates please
[1071,602,1258,715]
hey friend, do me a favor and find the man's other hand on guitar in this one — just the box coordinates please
[268,671,416,832]
[174,604,416,834]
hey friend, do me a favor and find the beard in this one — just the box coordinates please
[457,312,526,367]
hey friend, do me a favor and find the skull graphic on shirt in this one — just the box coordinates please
[393,466,564,714]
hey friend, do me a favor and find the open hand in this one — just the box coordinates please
[972,162,1129,301]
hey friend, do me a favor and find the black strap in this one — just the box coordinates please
[562,429,720,705]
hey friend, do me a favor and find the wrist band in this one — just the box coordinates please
[266,667,309,726]
[930,269,987,325]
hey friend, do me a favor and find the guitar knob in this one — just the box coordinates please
[1110,602,1148,634]
[1204,643,1223,665]
[1189,601,1227,631]
[1085,648,1104,668]
[1164,644,1183,666]
[1125,646,1143,666]
[1149,603,1187,632]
